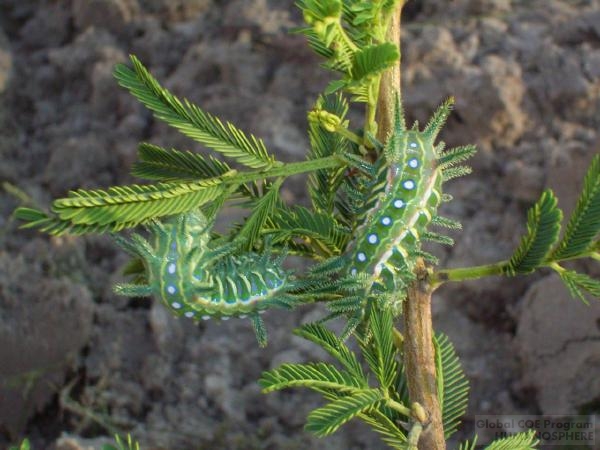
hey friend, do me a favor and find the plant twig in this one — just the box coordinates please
[403,259,446,449]
[375,2,403,142]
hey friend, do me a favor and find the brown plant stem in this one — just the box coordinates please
[403,260,446,449]
[375,3,402,143]
[375,3,446,449]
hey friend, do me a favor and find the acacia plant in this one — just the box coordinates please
[14,1,600,449]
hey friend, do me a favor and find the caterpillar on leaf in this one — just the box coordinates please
[113,211,302,347]
[311,97,476,335]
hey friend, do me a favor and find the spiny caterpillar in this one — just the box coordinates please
[349,98,455,288]
[313,97,475,330]
[113,211,301,346]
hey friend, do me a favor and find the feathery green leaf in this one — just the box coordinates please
[435,333,469,439]
[237,180,282,250]
[359,307,398,390]
[555,267,600,304]
[268,206,350,256]
[132,143,232,182]
[505,190,562,275]
[305,389,383,437]
[350,43,399,82]
[357,410,408,449]
[259,362,364,393]
[14,207,140,235]
[553,154,600,260]
[308,94,351,213]
[114,55,276,169]
[294,323,366,383]
[484,430,539,449]
[51,181,223,228]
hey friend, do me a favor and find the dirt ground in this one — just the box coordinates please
[0,0,599,449]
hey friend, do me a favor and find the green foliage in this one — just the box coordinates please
[434,333,469,439]
[307,94,351,214]
[268,206,350,258]
[294,323,365,379]
[555,267,600,305]
[15,180,223,235]
[501,159,600,303]
[306,389,384,436]
[262,307,471,448]
[260,307,409,447]
[484,430,539,449]
[458,430,539,450]
[115,55,277,170]
[553,154,600,259]
[260,361,367,393]
[351,43,400,82]
[504,190,562,275]
[359,305,397,390]
[236,179,282,250]
[132,143,232,182]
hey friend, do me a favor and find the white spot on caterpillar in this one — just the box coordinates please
[350,267,357,276]
[368,234,378,244]
[239,314,247,319]
[393,199,405,209]
[167,285,176,295]
[403,180,415,190]
[381,216,392,226]
[171,302,182,309]
[357,252,367,262]
[410,142,417,148]
[408,158,419,168]
[222,316,230,321]
[184,311,195,318]
[202,315,211,321]
[168,263,176,274]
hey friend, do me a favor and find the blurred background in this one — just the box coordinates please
[0,0,599,448]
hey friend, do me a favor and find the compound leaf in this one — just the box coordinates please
[259,362,364,393]
[14,207,139,235]
[555,268,600,304]
[553,154,600,260]
[305,389,383,437]
[435,333,469,439]
[484,430,539,450]
[359,307,397,390]
[237,180,282,250]
[350,43,399,82]
[51,181,223,228]
[294,322,366,383]
[505,190,562,275]
[269,206,350,256]
[115,55,276,169]
[132,143,232,182]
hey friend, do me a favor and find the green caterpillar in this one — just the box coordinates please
[113,211,300,346]
[312,97,475,333]
[348,98,454,291]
